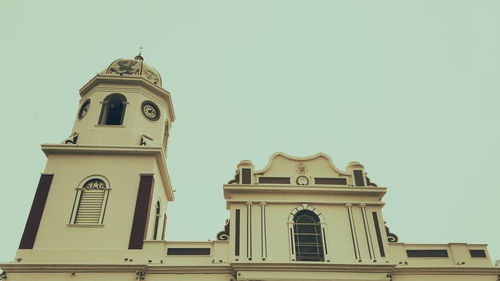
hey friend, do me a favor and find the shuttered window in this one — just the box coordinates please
[71,178,109,225]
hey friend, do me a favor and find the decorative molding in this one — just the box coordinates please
[385,222,399,242]
[296,175,310,186]
[0,264,234,274]
[346,203,361,260]
[254,152,349,176]
[227,170,240,184]
[217,219,230,240]
[63,132,79,144]
[140,135,153,146]
[223,185,387,199]
[246,202,253,260]
[296,163,308,174]
[260,202,268,259]
[360,204,376,260]
[288,204,324,223]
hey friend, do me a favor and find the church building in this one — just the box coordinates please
[1,56,499,281]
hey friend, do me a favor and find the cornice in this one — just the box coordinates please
[0,263,146,273]
[393,266,500,275]
[231,262,397,272]
[1,263,498,276]
[0,263,233,274]
[226,199,385,206]
[224,184,386,199]
[41,144,174,201]
[147,265,233,274]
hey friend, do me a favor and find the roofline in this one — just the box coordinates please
[254,152,349,175]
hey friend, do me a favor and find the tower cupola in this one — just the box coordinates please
[66,55,175,149]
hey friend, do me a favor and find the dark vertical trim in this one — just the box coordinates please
[353,170,365,186]
[153,202,160,240]
[260,204,264,258]
[161,214,167,240]
[362,207,376,259]
[263,205,267,258]
[153,216,159,240]
[19,174,54,249]
[346,207,358,259]
[290,228,294,255]
[361,208,373,259]
[242,168,251,184]
[250,205,252,258]
[246,207,249,257]
[128,175,154,249]
[372,212,386,257]
[247,203,252,259]
[235,209,240,256]
[322,228,328,254]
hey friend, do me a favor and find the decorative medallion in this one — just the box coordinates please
[141,101,160,121]
[78,99,90,119]
[296,175,310,186]
[144,68,160,85]
[296,163,308,174]
[109,59,140,75]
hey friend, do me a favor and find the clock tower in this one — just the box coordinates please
[16,54,175,263]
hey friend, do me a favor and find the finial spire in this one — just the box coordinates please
[135,47,144,61]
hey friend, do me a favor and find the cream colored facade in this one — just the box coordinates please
[1,56,499,281]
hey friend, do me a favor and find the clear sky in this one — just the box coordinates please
[0,0,499,263]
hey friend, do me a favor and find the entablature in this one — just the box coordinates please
[224,184,386,203]
[41,144,173,201]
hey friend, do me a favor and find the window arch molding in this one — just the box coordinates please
[287,204,328,262]
[69,175,111,225]
[98,93,128,125]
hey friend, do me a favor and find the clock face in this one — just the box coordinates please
[78,100,90,119]
[141,101,160,121]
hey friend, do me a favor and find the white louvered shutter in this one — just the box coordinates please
[74,179,106,224]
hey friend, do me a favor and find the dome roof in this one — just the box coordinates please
[100,56,162,87]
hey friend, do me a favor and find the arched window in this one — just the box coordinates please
[70,177,110,225]
[98,94,127,125]
[153,201,160,240]
[293,210,325,261]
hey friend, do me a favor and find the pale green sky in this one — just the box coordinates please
[0,0,499,262]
